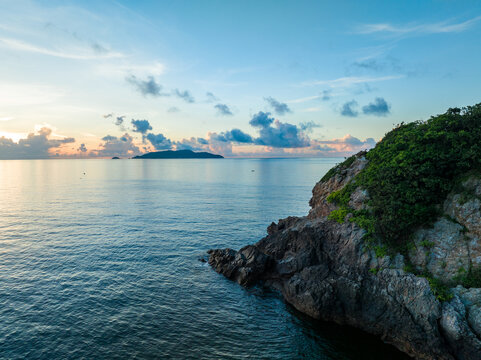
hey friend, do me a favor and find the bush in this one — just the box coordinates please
[427,276,453,302]
[328,207,349,224]
[453,267,481,289]
[328,104,481,247]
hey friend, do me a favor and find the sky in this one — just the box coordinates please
[0,0,480,159]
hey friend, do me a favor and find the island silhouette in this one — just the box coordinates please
[132,150,223,159]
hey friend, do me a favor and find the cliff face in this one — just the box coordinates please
[208,154,481,360]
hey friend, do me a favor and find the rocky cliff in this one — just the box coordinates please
[208,153,481,360]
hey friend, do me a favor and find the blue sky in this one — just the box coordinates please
[0,0,480,158]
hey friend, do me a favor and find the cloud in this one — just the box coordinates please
[167,107,180,113]
[362,97,390,116]
[340,100,359,117]
[115,115,126,130]
[131,119,152,134]
[174,137,209,151]
[102,135,117,141]
[0,37,124,60]
[321,90,331,101]
[287,95,322,104]
[0,127,75,159]
[103,113,113,118]
[173,89,195,103]
[91,42,110,55]
[352,59,385,72]
[78,143,87,153]
[300,75,403,88]
[349,56,422,78]
[315,134,376,153]
[145,132,173,150]
[206,92,219,103]
[211,129,254,144]
[245,111,309,147]
[249,111,275,128]
[214,103,233,116]
[357,16,481,35]
[264,97,292,115]
[254,120,310,148]
[126,75,166,97]
[299,121,322,133]
[288,90,332,105]
[94,133,140,157]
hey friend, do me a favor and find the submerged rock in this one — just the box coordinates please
[208,152,481,359]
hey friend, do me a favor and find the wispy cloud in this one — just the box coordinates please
[357,16,481,35]
[340,100,359,117]
[299,75,403,88]
[214,103,233,116]
[0,37,124,60]
[96,61,166,78]
[287,95,323,104]
[126,75,167,97]
[206,92,219,103]
[264,97,291,115]
[173,89,195,103]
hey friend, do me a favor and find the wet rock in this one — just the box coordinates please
[208,245,271,286]
[208,154,481,359]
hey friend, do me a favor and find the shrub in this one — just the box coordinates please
[327,104,481,247]
[453,267,481,289]
[328,207,349,224]
[427,276,453,302]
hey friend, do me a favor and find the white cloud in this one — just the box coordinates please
[358,16,481,35]
[94,61,166,78]
[299,75,403,88]
[287,95,322,104]
[0,37,125,60]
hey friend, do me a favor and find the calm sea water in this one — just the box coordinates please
[0,159,408,360]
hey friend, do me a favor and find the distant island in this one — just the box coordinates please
[132,150,223,159]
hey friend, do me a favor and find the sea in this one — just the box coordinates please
[0,158,408,359]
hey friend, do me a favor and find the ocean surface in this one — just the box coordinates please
[0,158,408,360]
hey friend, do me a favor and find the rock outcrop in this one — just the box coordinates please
[208,153,481,360]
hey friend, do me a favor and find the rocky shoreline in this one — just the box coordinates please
[208,154,481,360]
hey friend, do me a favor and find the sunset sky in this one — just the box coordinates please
[1,0,480,158]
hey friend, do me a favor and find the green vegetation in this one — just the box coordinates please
[325,104,481,299]
[419,239,435,249]
[321,154,359,182]
[426,276,454,302]
[327,207,349,224]
[374,245,387,258]
[453,266,481,289]
[327,104,481,248]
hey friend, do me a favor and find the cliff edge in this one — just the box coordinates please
[208,105,481,360]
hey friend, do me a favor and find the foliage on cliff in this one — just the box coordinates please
[328,103,481,247]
